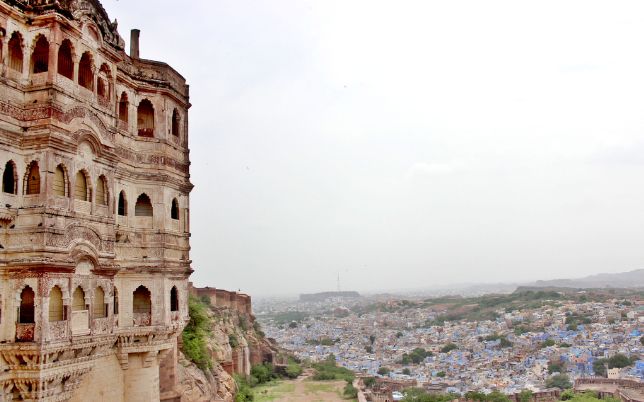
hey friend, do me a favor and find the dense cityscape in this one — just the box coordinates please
[258,289,644,398]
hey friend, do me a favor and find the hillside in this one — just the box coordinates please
[528,269,644,289]
[177,288,279,402]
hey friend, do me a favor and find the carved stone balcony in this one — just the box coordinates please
[47,320,68,341]
[71,310,89,335]
[15,323,35,342]
[92,317,111,334]
[133,313,151,327]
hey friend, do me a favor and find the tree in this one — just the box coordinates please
[593,359,608,377]
[548,361,565,374]
[593,354,635,377]
[640,335,644,346]
[608,353,633,368]
[370,334,376,345]
[518,389,533,402]
[545,374,572,389]
[365,345,373,353]
[363,377,376,388]
[441,343,458,353]
[487,391,511,402]
[288,321,297,328]
[378,367,390,376]
[436,371,446,378]
[403,368,411,375]
[397,331,404,338]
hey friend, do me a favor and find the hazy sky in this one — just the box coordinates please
[102,0,644,296]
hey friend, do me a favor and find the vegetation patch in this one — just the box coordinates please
[182,296,213,370]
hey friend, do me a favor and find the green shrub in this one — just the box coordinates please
[239,316,249,331]
[229,334,239,348]
[285,362,303,379]
[344,382,358,398]
[250,363,275,384]
[182,296,213,370]
[233,374,254,402]
[311,359,354,382]
[546,374,572,389]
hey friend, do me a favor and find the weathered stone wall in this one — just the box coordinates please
[189,284,253,317]
[70,354,125,402]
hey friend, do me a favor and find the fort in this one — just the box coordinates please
[0,0,192,401]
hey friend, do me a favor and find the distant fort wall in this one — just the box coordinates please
[300,291,360,302]
[575,378,644,402]
[189,283,253,316]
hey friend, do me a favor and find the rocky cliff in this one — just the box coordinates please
[176,286,278,402]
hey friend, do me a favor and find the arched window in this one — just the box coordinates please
[133,286,151,314]
[31,35,49,74]
[118,92,129,122]
[137,99,154,137]
[78,52,93,90]
[170,286,179,312]
[49,286,64,322]
[2,160,17,194]
[19,286,35,324]
[53,164,67,196]
[94,287,106,318]
[97,63,111,99]
[135,193,153,216]
[74,171,89,201]
[118,191,127,216]
[113,287,119,315]
[24,161,40,195]
[171,109,180,136]
[72,286,86,311]
[8,32,23,72]
[96,175,108,205]
[57,39,73,80]
[171,198,179,220]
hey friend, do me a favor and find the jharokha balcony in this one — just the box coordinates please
[15,323,35,342]
[133,313,151,327]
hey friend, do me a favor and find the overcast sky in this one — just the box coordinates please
[102,0,644,296]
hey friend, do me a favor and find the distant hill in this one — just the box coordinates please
[299,291,360,302]
[526,269,644,289]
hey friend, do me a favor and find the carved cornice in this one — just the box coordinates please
[5,0,125,50]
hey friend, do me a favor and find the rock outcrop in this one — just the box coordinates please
[176,285,278,402]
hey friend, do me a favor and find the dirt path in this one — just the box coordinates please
[254,370,352,402]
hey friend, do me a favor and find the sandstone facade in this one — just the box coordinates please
[0,1,192,401]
